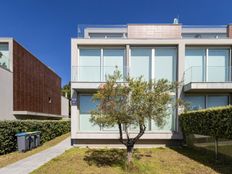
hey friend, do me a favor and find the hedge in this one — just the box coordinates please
[0,120,70,155]
[179,106,232,140]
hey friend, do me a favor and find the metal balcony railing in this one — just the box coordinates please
[184,66,232,84]
[72,66,128,82]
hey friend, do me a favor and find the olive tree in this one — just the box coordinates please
[90,71,176,163]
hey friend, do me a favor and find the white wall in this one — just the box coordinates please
[0,67,14,120]
[61,96,69,117]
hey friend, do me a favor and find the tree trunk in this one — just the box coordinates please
[214,137,218,161]
[126,143,134,164]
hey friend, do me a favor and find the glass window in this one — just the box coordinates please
[103,49,124,80]
[79,95,100,131]
[151,105,175,131]
[79,49,101,81]
[79,95,99,114]
[130,48,151,81]
[185,48,205,82]
[0,43,9,69]
[185,96,205,110]
[155,48,176,82]
[207,96,228,108]
[207,49,229,82]
[151,96,176,131]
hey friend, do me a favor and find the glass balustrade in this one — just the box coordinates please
[184,66,231,84]
[72,66,127,82]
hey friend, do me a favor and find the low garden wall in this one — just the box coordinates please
[0,120,70,154]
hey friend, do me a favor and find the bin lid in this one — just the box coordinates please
[15,132,28,137]
[27,131,41,135]
[16,131,41,136]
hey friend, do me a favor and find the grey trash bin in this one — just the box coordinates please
[34,131,41,147]
[28,133,35,149]
[15,132,30,152]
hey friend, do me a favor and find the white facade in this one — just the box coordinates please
[71,24,232,146]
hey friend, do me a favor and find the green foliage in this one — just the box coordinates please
[180,106,232,139]
[0,120,70,155]
[90,70,176,153]
[91,70,176,129]
[61,82,71,99]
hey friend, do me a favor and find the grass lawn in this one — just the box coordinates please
[0,133,70,168]
[31,146,232,174]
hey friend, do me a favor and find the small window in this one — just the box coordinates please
[48,97,52,104]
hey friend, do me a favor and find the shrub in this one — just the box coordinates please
[0,120,70,154]
[179,106,232,139]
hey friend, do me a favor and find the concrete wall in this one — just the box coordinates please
[71,36,232,144]
[0,67,14,120]
[61,96,69,117]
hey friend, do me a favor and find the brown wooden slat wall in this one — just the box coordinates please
[227,25,232,38]
[13,40,61,115]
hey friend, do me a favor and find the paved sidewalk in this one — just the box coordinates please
[0,137,71,174]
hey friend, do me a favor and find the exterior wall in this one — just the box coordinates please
[61,96,69,117]
[71,25,232,145]
[227,25,232,38]
[13,41,61,115]
[0,67,14,120]
[128,24,181,39]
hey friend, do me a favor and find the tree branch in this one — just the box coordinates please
[118,122,126,146]
[124,124,130,140]
[132,124,146,143]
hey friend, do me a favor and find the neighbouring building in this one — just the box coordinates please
[71,23,232,146]
[0,38,65,120]
[61,96,69,117]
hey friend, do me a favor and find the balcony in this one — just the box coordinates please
[184,66,232,92]
[72,66,128,90]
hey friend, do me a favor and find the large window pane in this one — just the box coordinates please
[208,49,229,82]
[207,96,228,108]
[79,49,101,81]
[0,43,9,69]
[185,48,205,82]
[103,49,124,80]
[80,95,99,114]
[185,96,205,110]
[155,48,176,82]
[151,105,175,131]
[79,95,100,131]
[130,48,151,80]
[80,114,100,131]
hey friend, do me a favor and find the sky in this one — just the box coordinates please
[1,0,232,86]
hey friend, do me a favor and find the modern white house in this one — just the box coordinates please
[71,23,232,146]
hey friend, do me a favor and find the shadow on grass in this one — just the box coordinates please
[84,149,127,168]
[171,146,232,174]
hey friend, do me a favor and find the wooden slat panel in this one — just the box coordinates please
[13,41,61,115]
